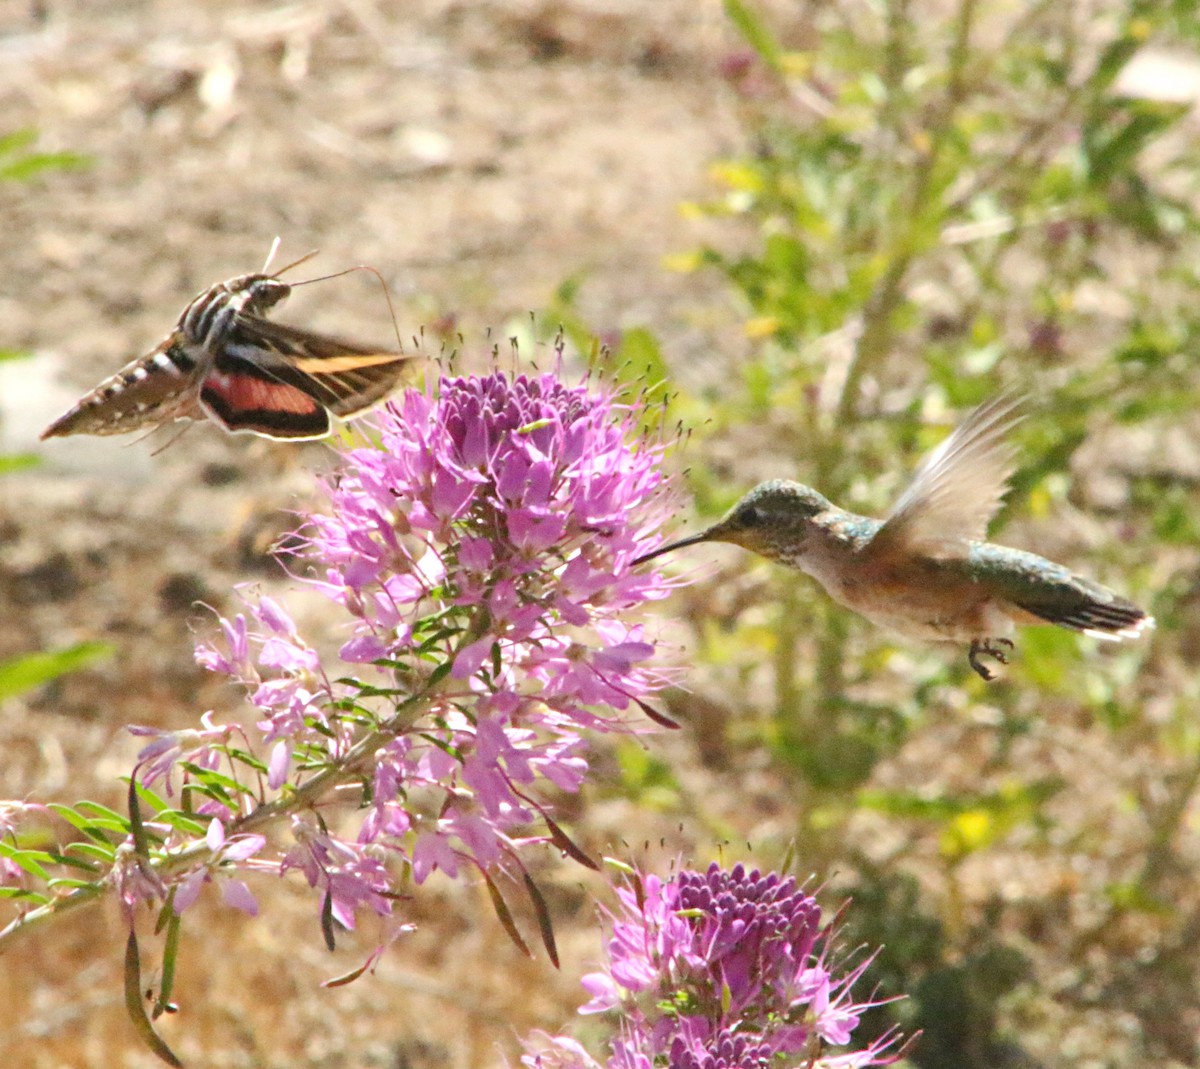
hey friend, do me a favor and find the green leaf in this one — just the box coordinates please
[724,0,783,69]
[123,932,184,1067]
[0,841,52,880]
[0,151,91,181]
[0,129,37,155]
[46,804,88,830]
[180,780,237,813]
[154,909,182,1020]
[1090,33,1143,93]
[46,877,104,892]
[1085,102,1187,186]
[178,764,248,797]
[613,327,673,422]
[75,801,130,824]
[62,842,117,865]
[0,887,49,902]
[0,642,113,703]
[859,779,1064,860]
[151,809,208,837]
[128,776,150,859]
[130,781,171,815]
[0,454,40,476]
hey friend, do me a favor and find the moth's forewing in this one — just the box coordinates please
[222,317,412,420]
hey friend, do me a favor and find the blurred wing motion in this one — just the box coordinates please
[41,264,410,443]
[867,393,1025,560]
[197,316,411,439]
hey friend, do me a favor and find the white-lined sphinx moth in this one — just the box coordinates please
[41,247,411,441]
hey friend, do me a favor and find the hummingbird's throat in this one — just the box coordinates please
[752,536,809,570]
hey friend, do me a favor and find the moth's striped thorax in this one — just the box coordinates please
[179,274,292,350]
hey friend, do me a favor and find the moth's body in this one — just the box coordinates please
[637,395,1153,679]
[41,252,411,442]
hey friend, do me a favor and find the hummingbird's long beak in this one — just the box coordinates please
[632,529,717,566]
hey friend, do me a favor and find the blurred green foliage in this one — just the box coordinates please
[569,1,1200,1065]
[0,129,89,183]
[0,644,113,705]
[0,134,106,705]
[1,131,88,474]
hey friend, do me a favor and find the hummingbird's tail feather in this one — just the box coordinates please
[1016,578,1154,641]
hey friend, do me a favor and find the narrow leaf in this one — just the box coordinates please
[59,842,111,866]
[0,841,51,880]
[46,804,95,831]
[0,129,37,155]
[0,454,39,475]
[76,801,133,829]
[541,813,600,870]
[0,887,49,902]
[128,777,150,859]
[0,150,91,180]
[154,908,182,1020]
[320,891,337,952]
[522,871,560,969]
[482,870,532,958]
[724,0,783,69]
[0,642,113,702]
[130,781,171,814]
[123,932,183,1068]
[634,698,680,730]
[152,810,208,837]
[324,959,374,988]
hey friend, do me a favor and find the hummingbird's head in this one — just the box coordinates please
[634,480,833,566]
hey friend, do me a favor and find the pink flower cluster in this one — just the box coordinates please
[526,863,906,1069]
[141,370,677,930]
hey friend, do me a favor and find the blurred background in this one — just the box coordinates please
[2,0,1199,1066]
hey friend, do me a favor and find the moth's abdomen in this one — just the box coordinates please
[39,340,201,439]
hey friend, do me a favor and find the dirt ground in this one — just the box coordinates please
[0,2,751,1066]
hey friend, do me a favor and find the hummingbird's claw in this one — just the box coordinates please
[968,638,1015,681]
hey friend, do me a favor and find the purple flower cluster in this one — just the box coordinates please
[525,863,904,1069]
[142,370,676,928]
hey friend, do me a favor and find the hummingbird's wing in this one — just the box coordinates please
[866,393,1024,560]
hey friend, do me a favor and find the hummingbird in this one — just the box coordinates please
[635,394,1154,680]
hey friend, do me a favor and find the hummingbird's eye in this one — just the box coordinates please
[737,505,763,527]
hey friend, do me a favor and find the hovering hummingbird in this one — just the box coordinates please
[635,394,1153,680]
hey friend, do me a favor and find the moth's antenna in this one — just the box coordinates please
[261,236,283,274]
[292,264,405,353]
[272,248,321,279]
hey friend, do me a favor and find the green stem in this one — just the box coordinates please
[0,655,464,950]
[837,0,980,426]
[772,575,804,724]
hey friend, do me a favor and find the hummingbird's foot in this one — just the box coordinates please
[968,638,1015,681]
